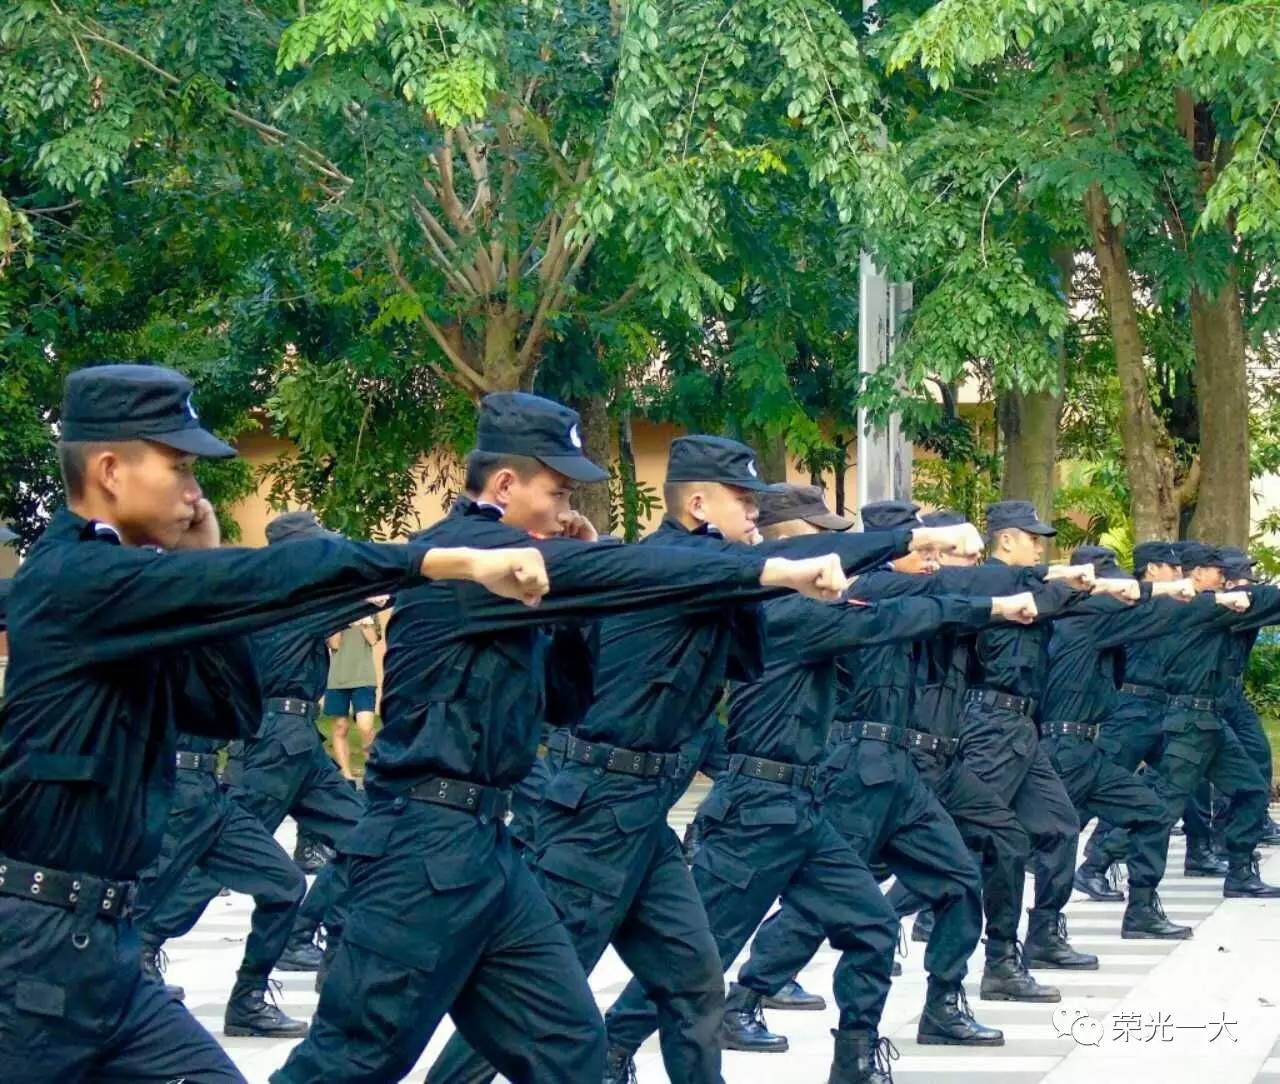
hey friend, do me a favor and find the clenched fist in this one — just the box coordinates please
[422,547,550,607]
[761,554,850,602]
[991,592,1038,624]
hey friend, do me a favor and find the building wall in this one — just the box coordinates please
[229,420,858,544]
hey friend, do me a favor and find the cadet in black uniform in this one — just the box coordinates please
[1037,545,1207,942]
[273,400,856,1084]
[141,510,386,1015]
[1075,542,1227,883]
[424,450,965,1084]
[1115,544,1280,899]
[947,501,1115,988]
[0,364,548,1083]
[725,492,1023,1052]
[600,482,994,1084]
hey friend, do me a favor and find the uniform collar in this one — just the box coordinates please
[657,515,722,539]
[450,495,505,522]
[42,507,122,545]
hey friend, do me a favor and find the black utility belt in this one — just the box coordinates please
[175,751,219,773]
[1118,682,1169,703]
[1040,720,1099,741]
[548,733,683,779]
[408,776,511,820]
[726,754,820,790]
[829,721,958,759]
[266,697,318,719]
[966,688,1037,717]
[0,855,136,921]
[1169,694,1220,713]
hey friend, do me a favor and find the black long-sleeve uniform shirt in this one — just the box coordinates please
[0,508,431,878]
[567,518,915,755]
[725,592,993,764]
[1041,589,1191,725]
[364,503,777,798]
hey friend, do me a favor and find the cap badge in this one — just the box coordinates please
[185,394,199,421]
[568,424,583,449]
[747,459,758,478]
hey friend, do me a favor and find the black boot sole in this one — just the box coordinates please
[761,998,827,1012]
[225,1024,310,1038]
[1224,888,1280,898]
[1122,927,1193,940]
[719,1036,790,1053]
[1184,867,1229,878]
[1073,879,1124,903]
[979,986,1061,1003]
[1023,957,1100,971]
[275,958,322,972]
[917,1032,1006,1046]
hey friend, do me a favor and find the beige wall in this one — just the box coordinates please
[229,419,859,543]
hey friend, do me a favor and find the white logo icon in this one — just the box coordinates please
[747,459,758,478]
[185,394,199,421]
[569,424,583,449]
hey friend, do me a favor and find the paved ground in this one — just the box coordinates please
[165,788,1280,1083]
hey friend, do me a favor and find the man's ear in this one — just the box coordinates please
[95,448,123,500]
[688,489,708,523]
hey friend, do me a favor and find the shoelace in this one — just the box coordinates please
[872,1036,900,1080]
[896,921,909,959]
[1055,913,1071,943]
[260,977,291,1018]
[1010,939,1031,976]
[1106,862,1123,894]
[151,946,171,975]
[955,986,975,1022]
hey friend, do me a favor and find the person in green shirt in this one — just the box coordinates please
[324,611,382,780]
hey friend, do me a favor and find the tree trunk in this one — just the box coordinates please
[1187,274,1249,544]
[570,392,613,533]
[1082,183,1181,540]
[998,248,1071,520]
[483,307,524,392]
[1173,89,1250,547]
[752,429,790,484]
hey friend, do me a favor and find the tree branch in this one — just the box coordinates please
[385,243,489,395]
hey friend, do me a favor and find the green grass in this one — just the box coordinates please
[317,714,380,778]
[1263,712,1280,795]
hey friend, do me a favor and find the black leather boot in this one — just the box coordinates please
[603,1046,637,1084]
[720,982,789,1052]
[276,926,324,972]
[917,980,1004,1046]
[828,1029,898,1084]
[293,830,330,874]
[910,908,935,943]
[224,976,309,1037]
[1258,819,1280,847]
[1122,887,1192,939]
[1224,856,1280,898]
[1073,859,1124,902]
[1023,910,1098,970]
[891,960,902,977]
[1185,838,1230,877]
[980,941,1060,1002]
[763,979,827,1011]
[140,942,185,1001]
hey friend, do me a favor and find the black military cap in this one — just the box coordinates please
[921,509,967,528]
[476,392,607,483]
[985,500,1055,538]
[1176,541,1228,570]
[757,485,853,531]
[665,435,771,492]
[860,500,921,533]
[0,525,15,545]
[1071,544,1127,577]
[266,509,340,545]
[1132,541,1180,571]
[1218,545,1258,582]
[60,363,235,458]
